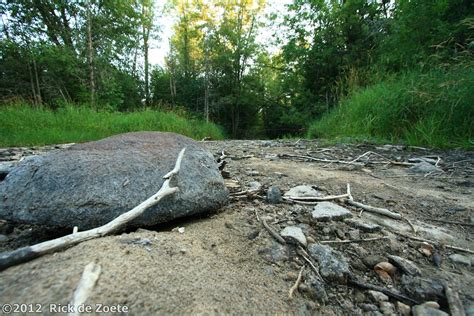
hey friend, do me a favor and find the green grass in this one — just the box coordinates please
[308,65,474,149]
[0,104,225,147]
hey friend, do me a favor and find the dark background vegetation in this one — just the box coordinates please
[1,0,473,147]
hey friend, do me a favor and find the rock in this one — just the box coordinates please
[247,181,262,191]
[400,275,444,302]
[284,185,324,198]
[408,161,442,174]
[308,278,328,303]
[412,304,448,316]
[348,229,360,240]
[119,237,152,246]
[335,228,345,239]
[259,242,289,263]
[388,255,421,276]
[280,226,307,246]
[0,161,16,180]
[367,290,389,302]
[397,302,411,316]
[0,132,228,229]
[360,304,378,312]
[0,234,8,242]
[266,186,282,204]
[379,301,396,316]
[308,244,350,282]
[449,254,471,266]
[363,255,388,268]
[353,290,366,303]
[345,218,381,232]
[312,202,352,221]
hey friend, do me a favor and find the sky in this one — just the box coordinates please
[148,0,293,67]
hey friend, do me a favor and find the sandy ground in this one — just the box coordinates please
[0,139,473,315]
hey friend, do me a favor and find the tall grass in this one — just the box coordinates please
[0,104,225,147]
[308,65,474,148]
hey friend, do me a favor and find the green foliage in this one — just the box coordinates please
[0,103,224,147]
[308,65,474,148]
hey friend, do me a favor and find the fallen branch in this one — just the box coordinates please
[443,281,466,316]
[262,219,286,244]
[0,148,186,271]
[348,276,420,305]
[288,265,305,299]
[320,236,389,245]
[283,193,350,202]
[344,183,402,220]
[279,153,363,166]
[69,262,102,316]
[393,231,474,255]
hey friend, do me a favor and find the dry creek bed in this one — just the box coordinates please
[0,139,473,315]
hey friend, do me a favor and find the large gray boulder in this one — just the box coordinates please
[0,132,228,229]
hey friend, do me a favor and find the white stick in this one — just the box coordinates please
[68,262,102,316]
[0,148,186,271]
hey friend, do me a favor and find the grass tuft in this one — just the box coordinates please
[0,104,225,147]
[308,65,474,149]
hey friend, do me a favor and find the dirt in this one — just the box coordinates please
[0,139,473,315]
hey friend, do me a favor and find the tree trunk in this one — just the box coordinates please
[27,61,37,106]
[87,0,95,108]
[32,56,42,105]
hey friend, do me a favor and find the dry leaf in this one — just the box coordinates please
[418,242,434,257]
[374,262,396,283]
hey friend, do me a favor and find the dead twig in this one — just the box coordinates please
[345,199,402,219]
[348,276,420,305]
[288,265,305,299]
[0,148,186,271]
[297,246,324,282]
[393,231,474,255]
[320,236,389,245]
[262,219,286,244]
[283,193,350,202]
[404,218,418,234]
[68,262,102,316]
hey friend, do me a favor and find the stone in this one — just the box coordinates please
[308,244,350,282]
[0,234,8,242]
[280,226,307,246]
[284,185,324,198]
[0,132,228,229]
[449,254,471,266]
[408,161,442,174]
[363,255,388,268]
[412,304,448,316]
[345,218,381,232]
[247,181,262,192]
[388,255,421,276]
[397,302,411,316]
[348,229,360,240]
[379,301,396,316]
[360,304,378,312]
[353,290,366,303]
[367,290,389,302]
[266,186,282,204]
[312,202,352,221]
[400,275,444,302]
[309,278,328,303]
